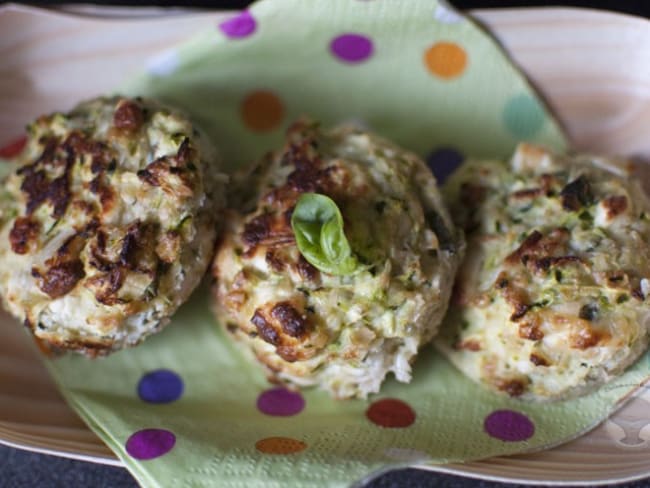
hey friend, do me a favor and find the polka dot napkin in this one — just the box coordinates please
[42,1,650,487]
[122,0,568,171]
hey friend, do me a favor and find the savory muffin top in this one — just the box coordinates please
[437,143,650,400]
[213,120,463,398]
[0,96,224,356]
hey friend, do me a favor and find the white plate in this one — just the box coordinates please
[2,4,650,485]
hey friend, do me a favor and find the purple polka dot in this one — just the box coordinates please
[484,410,535,442]
[219,10,257,39]
[257,387,305,416]
[330,33,374,64]
[137,369,184,404]
[126,429,176,460]
[426,147,464,183]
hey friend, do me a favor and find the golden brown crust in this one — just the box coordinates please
[249,299,315,363]
[529,352,550,367]
[9,216,40,254]
[137,139,197,198]
[603,195,628,219]
[113,99,144,132]
[33,260,85,298]
[454,338,481,351]
[496,378,527,397]
[560,175,592,211]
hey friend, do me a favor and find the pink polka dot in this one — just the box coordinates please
[126,429,176,460]
[0,135,27,159]
[484,410,535,442]
[219,10,257,39]
[257,387,305,416]
[330,33,374,64]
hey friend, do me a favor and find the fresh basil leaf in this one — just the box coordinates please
[291,193,358,275]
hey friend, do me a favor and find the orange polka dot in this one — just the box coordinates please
[241,90,284,132]
[255,436,307,454]
[366,398,416,428]
[424,42,467,79]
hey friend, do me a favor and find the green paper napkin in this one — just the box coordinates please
[42,0,650,487]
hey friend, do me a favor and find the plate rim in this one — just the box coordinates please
[2,3,650,485]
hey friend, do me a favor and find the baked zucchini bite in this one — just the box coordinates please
[437,143,650,400]
[0,96,224,356]
[212,120,463,398]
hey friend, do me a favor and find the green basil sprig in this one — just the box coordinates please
[291,193,357,275]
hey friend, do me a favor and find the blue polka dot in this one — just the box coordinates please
[137,370,184,404]
[426,147,464,183]
[503,94,545,139]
